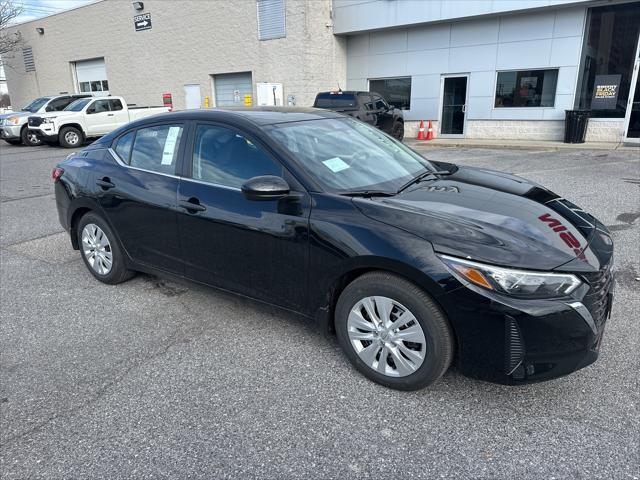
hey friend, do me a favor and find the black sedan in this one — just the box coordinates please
[53,108,614,390]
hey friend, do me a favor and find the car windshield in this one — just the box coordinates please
[22,97,51,113]
[314,93,357,108]
[270,117,435,193]
[64,98,91,111]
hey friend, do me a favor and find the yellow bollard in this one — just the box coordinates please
[204,96,210,108]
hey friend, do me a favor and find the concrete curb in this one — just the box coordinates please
[403,139,640,152]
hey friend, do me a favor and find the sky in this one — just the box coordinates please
[14,0,95,24]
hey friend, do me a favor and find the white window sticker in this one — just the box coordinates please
[322,157,350,173]
[161,127,181,165]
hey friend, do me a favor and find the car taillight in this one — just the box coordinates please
[52,167,64,182]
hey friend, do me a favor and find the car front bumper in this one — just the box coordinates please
[29,125,58,141]
[0,125,22,140]
[438,264,614,385]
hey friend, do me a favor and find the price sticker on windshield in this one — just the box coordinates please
[322,157,350,173]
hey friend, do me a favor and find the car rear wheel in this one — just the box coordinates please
[335,272,453,390]
[392,121,404,141]
[77,212,135,284]
[21,126,42,146]
[59,126,83,148]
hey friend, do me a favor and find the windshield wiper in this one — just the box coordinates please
[396,169,455,194]
[339,190,396,198]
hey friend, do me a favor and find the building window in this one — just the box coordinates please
[575,3,640,118]
[494,70,558,108]
[257,0,285,41]
[368,77,412,110]
[79,80,109,93]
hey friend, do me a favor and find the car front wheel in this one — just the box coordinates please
[21,127,42,146]
[59,126,83,148]
[77,212,135,284]
[392,121,404,141]
[335,272,453,390]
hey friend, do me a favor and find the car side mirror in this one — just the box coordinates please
[241,175,290,201]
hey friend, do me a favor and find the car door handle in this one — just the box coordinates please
[179,198,206,213]
[107,113,114,116]
[96,177,115,189]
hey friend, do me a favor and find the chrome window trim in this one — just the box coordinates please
[108,147,241,191]
[108,148,180,180]
[179,176,242,192]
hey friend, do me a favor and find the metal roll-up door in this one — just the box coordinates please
[214,72,252,107]
[75,58,109,95]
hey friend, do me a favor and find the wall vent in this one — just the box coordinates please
[23,47,36,72]
[257,0,285,41]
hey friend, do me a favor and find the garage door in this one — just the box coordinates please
[75,58,109,95]
[214,72,252,107]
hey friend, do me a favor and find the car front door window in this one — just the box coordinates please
[191,124,282,188]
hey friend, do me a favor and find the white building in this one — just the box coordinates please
[336,0,640,142]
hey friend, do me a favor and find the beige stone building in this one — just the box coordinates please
[4,0,346,111]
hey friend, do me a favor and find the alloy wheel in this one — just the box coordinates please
[65,131,80,146]
[27,131,41,146]
[347,296,426,377]
[81,223,113,275]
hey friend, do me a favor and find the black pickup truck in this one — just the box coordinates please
[313,91,405,140]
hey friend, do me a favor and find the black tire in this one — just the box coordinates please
[3,139,21,145]
[392,121,404,141]
[77,212,135,284]
[21,126,42,146]
[59,126,83,148]
[335,272,453,391]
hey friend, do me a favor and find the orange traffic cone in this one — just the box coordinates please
[416,120,426,140]
[426,120,434,140]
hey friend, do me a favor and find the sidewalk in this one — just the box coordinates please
[404,137,639,152]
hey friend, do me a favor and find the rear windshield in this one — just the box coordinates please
[314,93,357,108]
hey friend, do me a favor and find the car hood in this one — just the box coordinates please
[353,166,612,272]
[0,111,29,120]
[31,111,77,120]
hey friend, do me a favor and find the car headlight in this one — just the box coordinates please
[438,254,582,299]
[42,118,56,124]
[6,117,21,125]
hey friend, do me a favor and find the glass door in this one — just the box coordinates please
[440,75,468,136]
[624,34,640,143]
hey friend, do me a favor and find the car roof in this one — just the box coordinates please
[316,91,371,96]
[155,107,345,126]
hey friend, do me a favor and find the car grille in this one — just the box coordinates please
[28,116,43,127]
[581,260,614,331]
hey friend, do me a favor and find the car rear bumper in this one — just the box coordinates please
[438,266,613,385]
[1,125,22,140]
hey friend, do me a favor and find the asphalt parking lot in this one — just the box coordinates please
[1,141,638,479]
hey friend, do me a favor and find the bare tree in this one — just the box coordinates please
[0,0,23,68]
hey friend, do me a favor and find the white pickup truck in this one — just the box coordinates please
[28,96,170,148]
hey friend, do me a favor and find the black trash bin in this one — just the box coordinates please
[564,110,590,143]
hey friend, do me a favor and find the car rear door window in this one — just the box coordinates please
[130,125,184,174]
[114,130,135,164]
[191,124,282,188]
[109,99,123,111]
